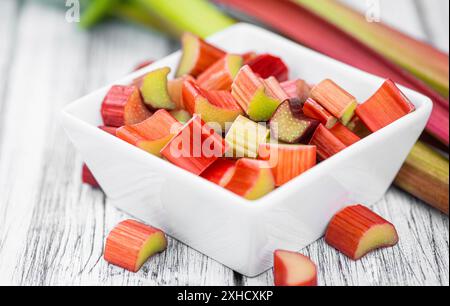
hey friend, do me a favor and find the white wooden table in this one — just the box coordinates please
[0,0,448,286]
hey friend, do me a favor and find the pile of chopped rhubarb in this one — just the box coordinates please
[86,33,415,201]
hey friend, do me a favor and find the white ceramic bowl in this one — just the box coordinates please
[61,23,432,277]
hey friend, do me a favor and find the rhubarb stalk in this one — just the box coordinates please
[395,142,449,215]
[291,0,450,98]
[213,0,449,146]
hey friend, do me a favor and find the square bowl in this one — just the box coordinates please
[61,23,432,277]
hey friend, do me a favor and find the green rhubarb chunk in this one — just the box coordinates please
[140,67,176,110]
[340,101,358,126]
[225,115,270,158]
[170,110,192,124]
[247,87,282,122]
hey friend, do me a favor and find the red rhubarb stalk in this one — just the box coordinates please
[213,0,449,146]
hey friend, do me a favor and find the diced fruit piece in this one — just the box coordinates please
[325,205,399,260]
[224,159,275,200]
[258,144,316,186]
[347,115,372,138]
[246,54,289,82]
[270,98,320,144]
[101,85,152,127]
[167,75,195,110]
[161,115,228,175]
[176,32,226,77]
[82,164,100,188]
[310,79,358,125]
[329,122,361,146]
[309,124,347,160]
[182,80,243,130]
[140,67,175,110]
[116,110,182,157]
[242,51,257,63]
[303,98,338,129]
[197,54,243,91]
[104,220,167,272]
[170,109,192,124]
[356,80,416,132]
[274,250,318,287]
[231,65,282,121]
[225,115,269,158]
[281,79,311,102]
[263,77,290,101]
[201,159,236,187]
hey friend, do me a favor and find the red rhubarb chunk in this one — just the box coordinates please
[356,80,416,132]
[274,250,318,286]
[82,164,100,188]
[161,115,228,175]
[309,124,347,160]
[329,122,361,146]
[325,205,399,260]
[101,85,152,127]
[246,54,289,82]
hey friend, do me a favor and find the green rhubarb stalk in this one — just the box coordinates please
[112,1,167,33]
[135,0,235,38]
[291,0,449,98]
[80,0,118,28]
[395,142,449,215]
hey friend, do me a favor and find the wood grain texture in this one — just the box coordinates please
[0,0,448,286]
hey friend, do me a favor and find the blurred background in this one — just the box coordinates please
[0,0,448,286]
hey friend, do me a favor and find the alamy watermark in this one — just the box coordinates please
[366,0,381,23]
[65,0,80,23]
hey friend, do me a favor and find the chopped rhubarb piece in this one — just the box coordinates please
[224,159,275,200]
[82,164,100,188]
[170,109,192,124]
[161,115,228,175]
[116,110,182,157]
[246,54,289,82]
[329,122,361,146]
[104,220,167,272]
[310,79,358,125]
[225,115,269,158]
[347,116,372,138]
[176,32,226,77]
[242,51,258,63]
[201,158,237,187]
[263,77,290,101]
[182,80,243,130]
[101,85,152,127]
[325,205,399,260]
[167,75,195,110]
[197,54,243,91]
[356,80,416,132]
[140,67,175,110]
[231,65,282,121]
[281,79,311,102]
[309,124,347,160]
[258,143,316,186]
[99,126,118,135]
[270,98,319,144]
[274,250,318,287]
[303,98,338,129]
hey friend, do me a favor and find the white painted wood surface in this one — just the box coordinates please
[0,0,448,286]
